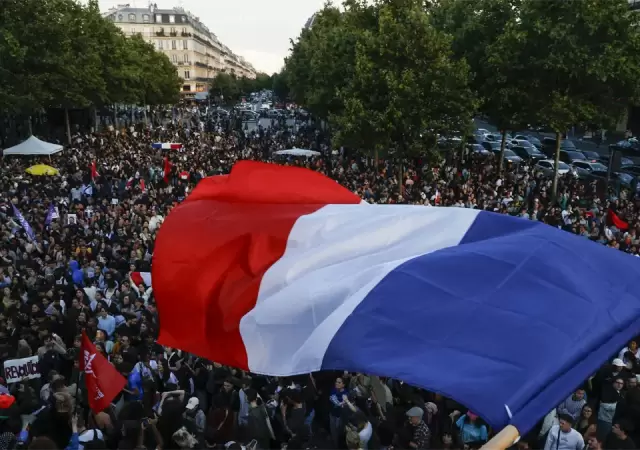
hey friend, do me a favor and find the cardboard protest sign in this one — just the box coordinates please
[3,356,40,383]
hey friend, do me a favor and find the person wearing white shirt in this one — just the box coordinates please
[544,414,585,450]
[617,340,640,365]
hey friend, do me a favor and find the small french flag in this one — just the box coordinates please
[130,271,152,287]
[152,143,183,150]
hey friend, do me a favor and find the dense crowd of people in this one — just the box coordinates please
[0,109,639,450]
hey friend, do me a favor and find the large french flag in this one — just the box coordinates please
[153,161,640,434]
[152,143,183,150]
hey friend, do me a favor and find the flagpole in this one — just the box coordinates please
[480,425,519,450]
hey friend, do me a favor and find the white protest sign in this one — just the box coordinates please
[4,356,40,383]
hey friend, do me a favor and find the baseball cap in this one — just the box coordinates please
[186,397,199,410]
[406,406,424,418]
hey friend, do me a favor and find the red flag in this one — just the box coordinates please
[79,331,126,413]
[140,179,146,192]
[163,157,172,183]
[608,209,629,231]
[91,161,99,181]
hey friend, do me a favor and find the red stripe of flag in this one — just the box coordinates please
[153,161,361,369]
[608,209,629,231]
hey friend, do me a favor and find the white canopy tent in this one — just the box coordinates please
[274,148,321,157]
[3,136,63,156]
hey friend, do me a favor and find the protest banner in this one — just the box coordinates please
[3,356,40,383]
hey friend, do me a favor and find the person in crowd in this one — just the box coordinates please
[604,420,636,450]
[406,406,431,450]
[543,413,584,450]
[183,396,206,436]
[329,376,349,447]
[453,410,488,447]
[596,377,624,441]
[574,404,596,439]
[246,388,274,450]
[557,388,587,422]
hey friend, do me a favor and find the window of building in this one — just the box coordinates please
[172,54,178,63]
[143,14,150,23]
[144,27,150,36]
[155,14,162,22]
[184,70,190,79]
[130,28,136,34]
[170,27,176,34]
[128,13,136,21]
[117,14,123,21]
[182,27,187,34]
[182,84,191,92]
[182,40,188,50]
[171,40,177,50]
[183,54,189,63]
[157,40,163,50]
[169,15,175,23]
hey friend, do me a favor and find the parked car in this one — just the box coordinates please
[480,141,502,152]
[559,150,588,165]
[510,145,546,162]
[589,170,635,188]
[579,150,601,162]
[571,161,608,179]
[514,134,542,148]
[239,110,259,122]
[489,147,522,164]
[534,159,575,178]
[467,143,490,155]
[541,138,578,158]
[596,153,634,167]
[620,164,640,177]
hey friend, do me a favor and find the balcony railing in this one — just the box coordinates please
[155,30,165,36]
[181,31,192,37]
[169,31,178,37]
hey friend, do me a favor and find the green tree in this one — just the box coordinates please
[127,35,181,106]
[431,0,526,171]
[0,0,83,115]
[252,73,273,91]
[332,0,476,181]
[0,0,179,134]
[487,0,640,198]
[210,72,240,104]
[84,0,142,107]
[285,3,363,120]
[272,70,290,101]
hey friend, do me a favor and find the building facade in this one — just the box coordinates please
[104,3,256,98]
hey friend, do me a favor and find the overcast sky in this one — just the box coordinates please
[97,0,326,74]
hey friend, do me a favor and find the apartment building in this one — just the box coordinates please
[104,3,256,98]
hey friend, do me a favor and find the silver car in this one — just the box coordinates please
[535,159,576,178]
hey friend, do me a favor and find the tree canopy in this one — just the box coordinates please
[0,0,181,114]
[209,72,284,104]
[284,0,476,155]
[485,0,640,194]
